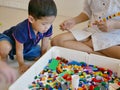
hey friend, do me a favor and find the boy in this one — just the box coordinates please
[0,0,57,73]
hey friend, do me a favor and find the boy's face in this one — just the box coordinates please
[29,16,56,33]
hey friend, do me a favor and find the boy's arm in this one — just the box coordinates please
[15,39,30,74]
[15,39,24,66]
[41,37,50,55]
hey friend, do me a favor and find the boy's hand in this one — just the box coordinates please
[19,64,31,74]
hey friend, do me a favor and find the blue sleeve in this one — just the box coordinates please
[43,25,53,37]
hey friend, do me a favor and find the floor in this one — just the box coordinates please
[0,6,86,90]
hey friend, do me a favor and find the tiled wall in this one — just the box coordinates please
[0,0,84,17]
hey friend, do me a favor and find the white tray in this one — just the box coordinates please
[9,46,120,90]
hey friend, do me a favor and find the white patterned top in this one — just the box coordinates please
[71,0,120,51]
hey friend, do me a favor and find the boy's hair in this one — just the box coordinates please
[28,0,57,19]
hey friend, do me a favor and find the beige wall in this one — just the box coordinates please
[55,0,84,17]
[0,0,29,9]
[0,0,84,17]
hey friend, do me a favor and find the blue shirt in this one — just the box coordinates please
[3,19,52,53]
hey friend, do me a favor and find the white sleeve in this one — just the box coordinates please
[82,0,92,18]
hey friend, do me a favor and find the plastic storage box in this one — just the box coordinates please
[9,46,120,90]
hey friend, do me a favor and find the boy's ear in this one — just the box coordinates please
[28,15,35,23]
